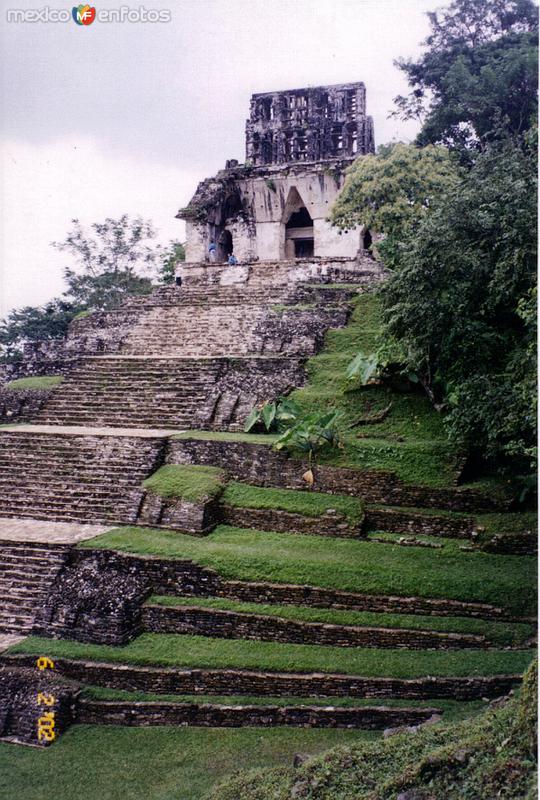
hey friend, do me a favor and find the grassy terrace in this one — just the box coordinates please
[82,526,537,617]
[221,483,365,525]
[143,465,225,502]
[0,726,376,800]
[5,375,63,391]
[81,687,488,721]
[8,634,532,676]
[149,595,534,647]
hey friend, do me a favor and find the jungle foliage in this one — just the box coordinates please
[331,0,538,491]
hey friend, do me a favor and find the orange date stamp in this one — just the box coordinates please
[36,657,56,743]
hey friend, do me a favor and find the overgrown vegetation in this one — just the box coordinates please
[326,1,538,496]
[206,661,537,800]
[392,0,538,150]
[82,526,537,616]
[288,294,464,488]
[142,465,225,503]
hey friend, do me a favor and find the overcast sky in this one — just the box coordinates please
[0,0,436,316]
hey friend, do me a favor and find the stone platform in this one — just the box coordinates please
[0,517,110,545]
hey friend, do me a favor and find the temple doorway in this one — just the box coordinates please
[217,229,233,261]
[282,187,314,259]
[362,229,372,250]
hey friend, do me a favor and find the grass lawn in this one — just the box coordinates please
[5,375,63,391]
[0,725,376,800]
[81,525,537,617]
[143,465,225,502]
[222,482,365,525]
[9,634,533,677]
[149,595,534,646]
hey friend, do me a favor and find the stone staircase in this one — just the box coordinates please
[0,430,166,523]
[0,541,70,634]
[34,355,305,430]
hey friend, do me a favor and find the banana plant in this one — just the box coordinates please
[244,397,302,433]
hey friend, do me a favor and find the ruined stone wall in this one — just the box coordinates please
[142,604,485,650]
[179,162,368,263]
[0,386,55,423]
[167,438,504,513]
[0,666,78,746]
[245,82,375,166]
[77,699,438,729]
[5,655,519,701]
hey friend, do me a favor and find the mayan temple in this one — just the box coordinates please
[0,82,532,758]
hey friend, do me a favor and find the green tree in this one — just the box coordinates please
[330,143,459,267]
[381,135,537,482]
[393,0,538,149]
[158,241,186,285]
[53,215,160,310]
[0,298,83,362]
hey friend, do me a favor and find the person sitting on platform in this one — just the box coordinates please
[228,253,238,265]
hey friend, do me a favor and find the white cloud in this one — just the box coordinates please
[0,137,200,316]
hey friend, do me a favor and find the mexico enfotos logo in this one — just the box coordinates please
[6,5,172,23]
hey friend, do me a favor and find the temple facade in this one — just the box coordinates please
[177,81,375,263]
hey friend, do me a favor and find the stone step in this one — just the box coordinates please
[78,697,442,730]
[0,542,71,634]
[142,603,488,650]
[3,654,520,701]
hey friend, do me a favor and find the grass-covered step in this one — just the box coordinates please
[168,433,505,514]
[4,376,64,391]
[82,526,537,618]
[2,644,527,701]
[142,465,226,502]
[221,483,365,538]
[77,697,441,730]
[142,600,490,650]
[148,595,534,647]
[5,634,532,680]
[137,465,226,534]
[82,686,488,721]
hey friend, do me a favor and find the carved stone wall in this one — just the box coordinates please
[0,386,55,423]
